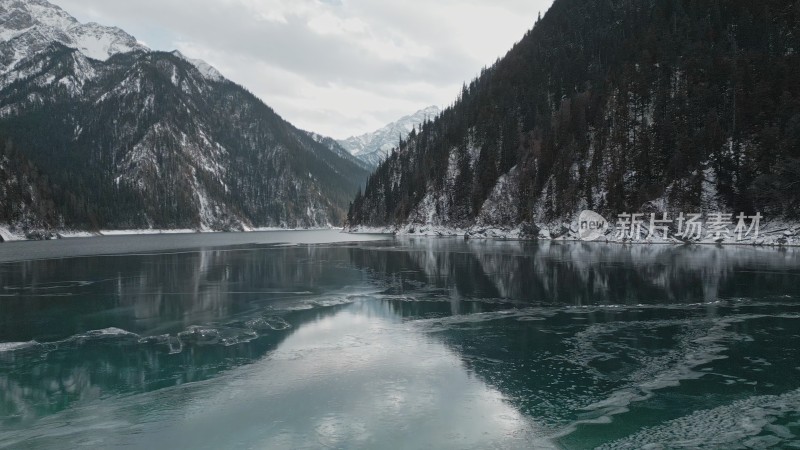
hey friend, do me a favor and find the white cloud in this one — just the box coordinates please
[50,0,554,139]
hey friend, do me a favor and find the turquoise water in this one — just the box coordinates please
[1,233,799,449]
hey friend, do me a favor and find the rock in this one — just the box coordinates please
[551,225,569,239]
[569,222,579,234]
[24,230,54,240]
[520,223,540,239]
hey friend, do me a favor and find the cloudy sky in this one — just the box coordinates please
[51,0,554,139]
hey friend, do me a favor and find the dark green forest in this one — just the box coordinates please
[349,0,800,230]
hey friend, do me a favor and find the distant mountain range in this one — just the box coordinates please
[0,0,370,235]
[303,131,373,172]
[348,0,800,239]
[337,106,440,168]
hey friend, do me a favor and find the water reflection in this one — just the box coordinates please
[354,239,800,305]
[0,245,371,342]
[1,301,548,449]
[0,237,799,448]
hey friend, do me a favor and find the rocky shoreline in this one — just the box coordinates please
[345,221,800,247]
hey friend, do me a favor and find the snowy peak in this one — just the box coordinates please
[338,106,440,168]
[303,130,372,171]
[0,0,225,81]
[171,51,223,81]
[1,0,76,37]
[68,21,144,61]
[0,0,146,74]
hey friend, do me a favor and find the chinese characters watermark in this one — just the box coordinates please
[613,212,762,241]
[577,211,763,242]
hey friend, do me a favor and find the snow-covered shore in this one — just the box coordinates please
[5,220,796,246]
[0,226,341,242]
[346,221,800,247]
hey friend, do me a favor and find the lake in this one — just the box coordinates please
[1,231,799,449]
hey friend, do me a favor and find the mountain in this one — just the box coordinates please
[347,0,800,239]
[338,106,440,168]
[304,131,372,172]
[170,50,223,81]
[0,0,146,72]
[0,0,369,236]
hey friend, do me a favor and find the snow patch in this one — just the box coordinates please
[171,50,224,81]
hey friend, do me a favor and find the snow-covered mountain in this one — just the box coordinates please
[0,0,223,81]
[0,0,369,235]
[170,50,223,81]
[338,106,440,168]
[303,131,372,172]
[0,0,145,72]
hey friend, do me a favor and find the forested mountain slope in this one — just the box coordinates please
[348,0,800,238]
[0,0,369,235]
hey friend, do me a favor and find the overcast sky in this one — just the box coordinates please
[51,0,554,139]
